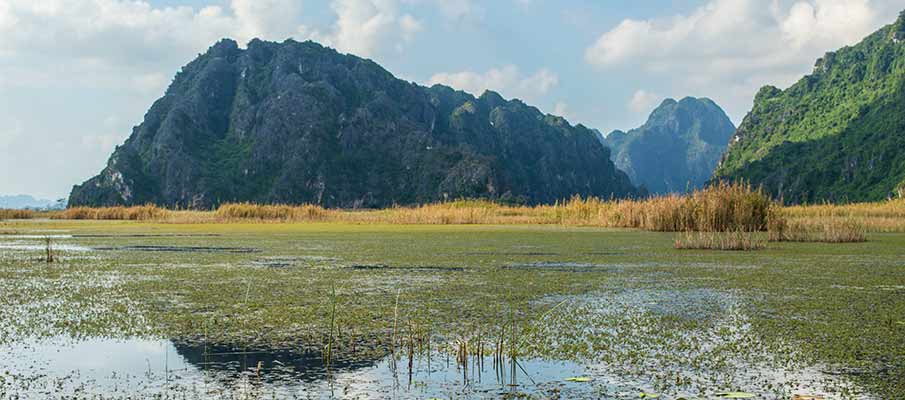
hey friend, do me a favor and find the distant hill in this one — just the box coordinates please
[714,11,905,203]
[70,39,639,208]
[0,195,65,210]
[604,97,735,194]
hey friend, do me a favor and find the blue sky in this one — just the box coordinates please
[0,0,901,199]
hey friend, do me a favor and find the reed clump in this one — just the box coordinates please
[674,230,766,251]
[215,203,332,222]
[782,198,905,233]
[595,181,774,232]
[770,217,867,243]
[0,209,35,220]
[56,205,170,220]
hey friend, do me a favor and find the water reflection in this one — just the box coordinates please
[171,340,381,383]
[1,337,592,399]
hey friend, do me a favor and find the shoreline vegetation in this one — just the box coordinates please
[1,182,890,244]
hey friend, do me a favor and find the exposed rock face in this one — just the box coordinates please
[603,98,735,194]
[714,11,905,203]
[70,39,638,208]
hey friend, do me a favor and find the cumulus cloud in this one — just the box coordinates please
[584,0,901,120]
[628,90,662,114]
[306,0,423,57]
[0,0,424,90]
[231,0,305,44]
[428,65,559,102]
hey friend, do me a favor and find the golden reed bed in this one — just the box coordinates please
[3,183,902,237]
[47,183,773,232]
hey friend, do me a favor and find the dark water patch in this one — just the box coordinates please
[252,259,294,268]
[463,251,560,256]
[349,264,465,272]
[583,251,625,256]
[249,256,337,268]
[502,262,616,272]
[94,245,261,254]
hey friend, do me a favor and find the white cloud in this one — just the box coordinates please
[584,0,900,121]
[0,0,424,91]
[231,0,305,44]
[307,0,423,57]
[628,90,662,114]
[552,101,583,124]
[428,65,559,102]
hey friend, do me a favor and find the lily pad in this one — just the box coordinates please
[639,393,660,398]
[565,376,593,383]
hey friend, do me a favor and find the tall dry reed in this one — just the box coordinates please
[782,199,905,233]
[674,230,766,251]
[40,183,777,232]
[769,217,867,243]
[0,209,35,220]
[215,203,331,221]
[55,205,170,221]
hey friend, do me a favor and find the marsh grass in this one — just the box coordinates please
[674,230,766,251]
[45,183,777,233]
[210,182,773,232]
[783,199,905,233]
[0,209,34,220]
[57,205,170,220]
[769,217,867,243]
[216,203,330,222]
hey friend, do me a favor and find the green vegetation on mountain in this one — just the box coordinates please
[714,11,905,203]
[69,39,638,208]
[604,97,735,194]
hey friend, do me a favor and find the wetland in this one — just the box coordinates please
[0,220,903,399]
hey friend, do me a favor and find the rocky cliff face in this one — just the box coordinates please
[714,11,905,203]
[70,39,638,208]
[604,97,735,194]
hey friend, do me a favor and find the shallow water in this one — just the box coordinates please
[0,241,91,252]
[1,337,596,399]
[1,334,865,399]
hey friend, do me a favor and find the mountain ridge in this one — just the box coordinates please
[604,97,735,194]
[714,11,905,203]
[69,38,639,208]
